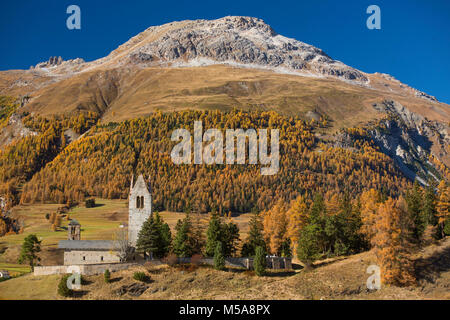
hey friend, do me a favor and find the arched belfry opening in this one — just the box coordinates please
[136,196,145,209]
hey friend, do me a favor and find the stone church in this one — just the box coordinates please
[58,174,152,265]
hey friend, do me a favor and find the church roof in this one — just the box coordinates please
[130,174,151,194]
[58,240,120,251]
[68,219,80,225]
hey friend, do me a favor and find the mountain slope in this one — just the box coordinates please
[0,16,448,185]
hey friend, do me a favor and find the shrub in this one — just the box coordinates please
[213,242,225,271]
[133,271,149,282]
[58,274,73,297]
[444,217,450,236]
[163,253,178,267]
[67,200,78,209]
[254,246,266,276]
[85,198,96,208]
[191,254,203,267]
[104,269,111,283]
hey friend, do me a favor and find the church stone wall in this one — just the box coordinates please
[63,250,120,265]
[34,262,138,276]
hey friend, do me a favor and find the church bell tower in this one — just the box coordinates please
[128,174,152,247]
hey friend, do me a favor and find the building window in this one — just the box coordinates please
[136,196,144,209]
[101,256,103,261]
[83,256,85,261]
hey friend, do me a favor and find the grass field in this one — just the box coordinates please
[0,199,449,300]
[0,199,253,271]
[2,237,449,300]
[0,274,60,300]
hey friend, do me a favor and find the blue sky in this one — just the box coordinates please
[1,0,449,103]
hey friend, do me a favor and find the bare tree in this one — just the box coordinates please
[113,227,134,262]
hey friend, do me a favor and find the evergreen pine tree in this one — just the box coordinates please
[172,214,195,257]
[160,222,172,256]
[136,215,159,259]
[405,181,426,242]
[241,210,266,257]
[222,222,240,257]
[152,211,171,258]
[213,242,225,270]
[205,210,222,257]
[254,246,266,276]
[296,224,321,268]
[280,238,292,257]
[423,181,438,226]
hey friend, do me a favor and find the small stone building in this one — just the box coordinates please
[67,219,81,240]
[58,240,121,265]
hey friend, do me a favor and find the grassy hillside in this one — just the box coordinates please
[0,198,253,268]
[1,237,448,300]
[10,66,448,128]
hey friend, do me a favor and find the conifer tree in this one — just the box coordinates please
[136,215,160,259]
[205,210,222,257]
[296,224,321,268]
[18,234,41,271]
[372,197,416,286]
[360,189,381,243]
[405,181,426,242]
[286,195,309,252]
[422,181,438,226]
[224,221,240,257]
[160,222,172,256]
[241,210,266,257]
[213,242,225,270]
[172,214,195,257]
[436,181,450,238]
[308,194,327,253]
[254,246,266,276]
[263,199,289,256]
[153,211,172,257]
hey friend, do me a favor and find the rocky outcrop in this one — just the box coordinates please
[33,56,63,69]
[117,16,368,83]
[30,56,85,72]
[369,100,449,183]
[0,113,38,149]
[113,283,149,297]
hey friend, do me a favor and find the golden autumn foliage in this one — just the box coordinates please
[436,181,450,237]
[0,219,7,236]
[286,195,309,251]
[262,199,289,255]
[12,109,412,215]
[372,197,416,286]
[359,189,382,242]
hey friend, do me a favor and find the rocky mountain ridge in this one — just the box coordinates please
[11,16,441,105]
